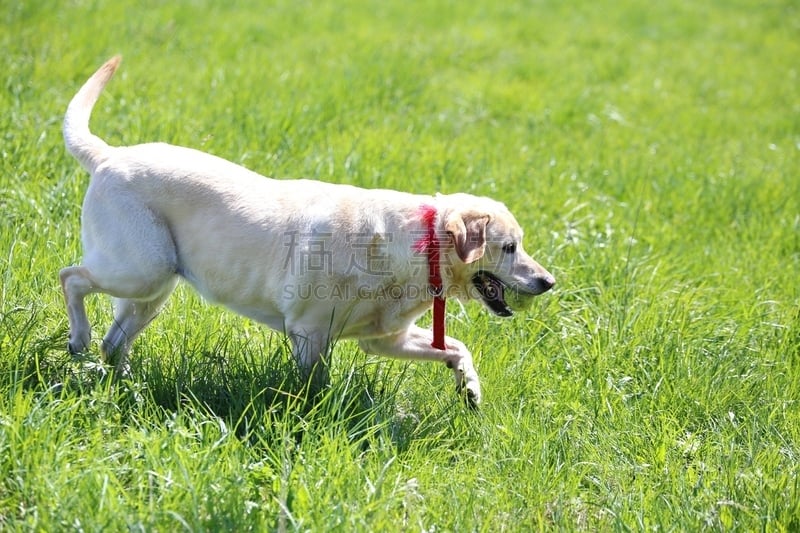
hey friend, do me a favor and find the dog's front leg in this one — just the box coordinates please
[289,329,330,394]
[359,325,481,406]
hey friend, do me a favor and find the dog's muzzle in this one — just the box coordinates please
[471,270,555,316]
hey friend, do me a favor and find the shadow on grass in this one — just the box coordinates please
[11,322,471,456]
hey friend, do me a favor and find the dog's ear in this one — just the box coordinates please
[445,211,489,264]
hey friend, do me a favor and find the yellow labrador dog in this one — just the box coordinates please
[60,56,555,405]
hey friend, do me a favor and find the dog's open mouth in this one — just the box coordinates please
[472,271,513,317]
[472,270,543,316]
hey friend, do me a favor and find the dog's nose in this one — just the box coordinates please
[535,273,556,293]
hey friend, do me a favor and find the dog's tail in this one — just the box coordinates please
[63,55,121,173]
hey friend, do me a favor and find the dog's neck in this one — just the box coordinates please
[414,204,446,350]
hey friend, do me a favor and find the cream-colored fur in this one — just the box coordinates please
[60,56,555,405]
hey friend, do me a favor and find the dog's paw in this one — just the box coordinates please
[67,333,91,355]
[459,380,482,408]
[114,360,133,381]
[453,366,482,408]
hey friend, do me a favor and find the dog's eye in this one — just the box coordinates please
[502,242,517,254]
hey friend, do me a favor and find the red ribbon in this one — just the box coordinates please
[414,204,446,350]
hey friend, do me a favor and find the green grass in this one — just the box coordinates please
[2,0,799,529]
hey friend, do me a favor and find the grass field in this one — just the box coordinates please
[2,0,799,530]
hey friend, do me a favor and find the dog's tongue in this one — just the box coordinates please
[473,272,512,317]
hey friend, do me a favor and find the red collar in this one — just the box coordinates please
[414,204,446,350]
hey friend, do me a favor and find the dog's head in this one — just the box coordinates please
[437,194,555,316]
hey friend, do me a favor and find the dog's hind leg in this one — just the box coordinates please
[60,265,99,354]
[60,260,177,373]
[60,198,179,373]
[101,278,179,376]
